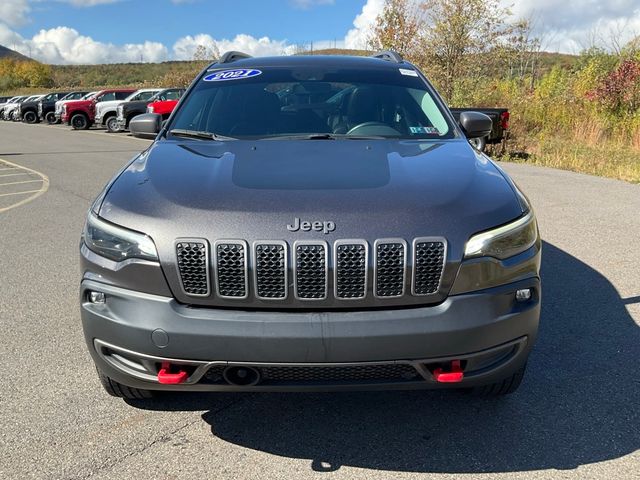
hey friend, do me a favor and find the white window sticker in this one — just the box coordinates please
[399,68,419,77]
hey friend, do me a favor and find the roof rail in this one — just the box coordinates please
[371,50,404,63]
[218,51,252,64]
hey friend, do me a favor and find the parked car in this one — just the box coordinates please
[115,88,183,131]
[450,108,509,152]
[39,91,86,124]
[146,88,186,119]
[7,95,42,122]
[0,96,23,120]
[55,92,97,123]
[18,93,62,124]
[96,88,161,133]
[81,51,540,400]
[61,89,136,130]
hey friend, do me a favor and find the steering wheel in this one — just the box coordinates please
[346,122,401,136]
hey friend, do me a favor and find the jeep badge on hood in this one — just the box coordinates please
[287,217,336,234]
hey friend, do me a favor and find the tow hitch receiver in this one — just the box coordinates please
[433,360,464,383]
[157,362,188,384]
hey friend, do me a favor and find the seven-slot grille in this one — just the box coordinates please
[176,238,446,300]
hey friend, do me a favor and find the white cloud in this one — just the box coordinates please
[0,0,31,28]
[500,0,640,53]
[0,25,168,64]
[344,0,384,49]
[172,33,292,60]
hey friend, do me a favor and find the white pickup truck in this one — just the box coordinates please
[95,89,160,132]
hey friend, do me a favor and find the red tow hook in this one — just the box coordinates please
[433,360,464,383]
[157,362,188,385]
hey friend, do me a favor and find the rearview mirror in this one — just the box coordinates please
[458,111,492,139]
[130,113,161,139]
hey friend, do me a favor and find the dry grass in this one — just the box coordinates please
[500,135,640,184]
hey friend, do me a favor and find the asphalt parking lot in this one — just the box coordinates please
[0,121,638,480]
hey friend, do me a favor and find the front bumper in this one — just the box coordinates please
[81,277,540,392]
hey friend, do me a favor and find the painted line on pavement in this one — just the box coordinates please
[0,158,49,213]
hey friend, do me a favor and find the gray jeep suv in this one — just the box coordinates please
[80,51,541,399]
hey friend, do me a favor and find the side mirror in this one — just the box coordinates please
[130,113,161,139]
[458,111,492,139]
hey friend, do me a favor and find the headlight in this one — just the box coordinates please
[464,211,538,260]
[83,211,158,262]
[147,105,154,113]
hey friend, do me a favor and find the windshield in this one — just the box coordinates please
[169,65,454,140]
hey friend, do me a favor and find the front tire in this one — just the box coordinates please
[96,368,154,400]
[105,116,120,133]
[45,112,57,124]
[71,113,89,130]
[470,362,527,396]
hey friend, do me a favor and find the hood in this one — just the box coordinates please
[122,100,151,111]
[99,138,523,308]
[97,100,123,112]
[64,99,92,109]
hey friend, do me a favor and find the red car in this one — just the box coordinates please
[145,88,185,120]
[61,89,136,130]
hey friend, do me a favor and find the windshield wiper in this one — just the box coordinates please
[261,133,388,140]
[168,129,237,141]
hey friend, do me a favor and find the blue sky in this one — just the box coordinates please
[21,1,363,49]
[1,0,640,64]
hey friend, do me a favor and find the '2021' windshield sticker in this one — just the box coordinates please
[410,126,440,135]
[203,69,262,82]
[399,68,419,77]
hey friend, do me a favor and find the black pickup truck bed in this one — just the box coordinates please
[450,108,509,151]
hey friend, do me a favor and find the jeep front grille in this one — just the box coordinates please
[374,240,406,297]
[215,241,248,298]
[294,242,327,299]
[254,242,287,299]
[175,237,446,301]
[335,241,367,299]
[176,241,209,296]
[413,239,446,295]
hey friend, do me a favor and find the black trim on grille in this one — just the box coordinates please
[294,241,328,300]
[175,240,210,297]
[334,240,368,299]
[374,239,407,298]
[214,240,248,299]
[412,238,446,296]
[254,241,288,300]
